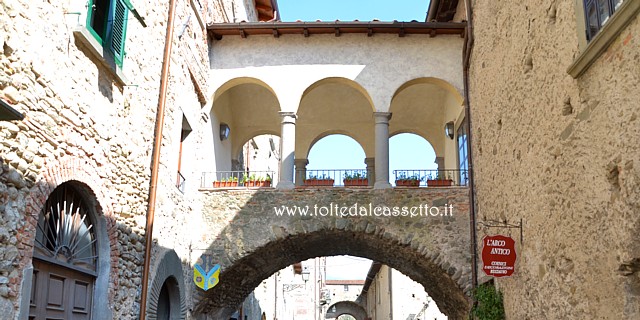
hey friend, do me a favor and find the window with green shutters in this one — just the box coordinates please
[86,0,129,68]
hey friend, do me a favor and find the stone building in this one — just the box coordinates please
[2,0,474,318]
[3,0,636,319]
[467,0,640,318]
[0,0,272,319]
[359,263,445,320]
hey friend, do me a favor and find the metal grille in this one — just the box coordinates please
[35,184,97,270]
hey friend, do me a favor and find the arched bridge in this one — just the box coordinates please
[191,187,473,319]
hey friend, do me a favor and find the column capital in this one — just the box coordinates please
[373,112,392,124]
[294,158,309,166]
[279,111,297,124]
[364,157,375,167]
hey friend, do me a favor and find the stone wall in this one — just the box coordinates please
[469,1,640,318]
[194,188,472,319]
[0,0,255,318]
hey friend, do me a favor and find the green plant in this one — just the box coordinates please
[428,171,452,180]
[344,171,365,180]
[265,174,272,182]
[396,172,421,181]
[472,282,505,320]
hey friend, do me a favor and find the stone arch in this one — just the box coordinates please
[193,188,472,320]
[20,156,118,320]
[300,77,375,112]
[391,77,464,104]
[389,130,438,156]
[304,131,369,160]
[296,77,375,160]
[210,77,282,173]
[389,77,465,167]
[146,249,187,320]
[211,77,279,109]
[232,131,281,164]
[325,301,368,320]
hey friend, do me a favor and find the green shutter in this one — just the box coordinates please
[110,0,128,68]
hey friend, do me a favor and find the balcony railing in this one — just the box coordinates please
[201,170,275,188]
[298,169,373,187]
[176,171,186,193]
[392,169,468,187]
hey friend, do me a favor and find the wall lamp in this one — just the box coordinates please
[445,121,455,139]
[220,123,230,141]
[301,268,310,283]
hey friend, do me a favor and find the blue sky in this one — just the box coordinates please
[276,0,436,280]
[278,0,431,22]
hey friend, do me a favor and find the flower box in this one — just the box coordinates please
[395,179,420,187]
[426,179,453,187]
[304,179,334,187]
[343,178,368,186]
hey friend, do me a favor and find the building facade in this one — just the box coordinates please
[468,0,640,318]
[2,0,637,319]
[360,263,445,320]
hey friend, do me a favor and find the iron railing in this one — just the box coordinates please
[201,170,275,188]
[298,169,373,187]
[176,171,186,193]
[392,169,469,187]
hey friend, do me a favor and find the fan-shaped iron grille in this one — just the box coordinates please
[34,184,96,271]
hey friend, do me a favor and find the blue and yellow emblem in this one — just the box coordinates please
[194,263,221,291]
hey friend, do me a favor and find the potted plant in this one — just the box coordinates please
[244,173,258,187]
[260,174,272,187]
[229,176,239,187]
[395,172,421,187]
[213,180,222,188]
[343,171,368,186]
[426,171,453,187]
[304,174,334,187]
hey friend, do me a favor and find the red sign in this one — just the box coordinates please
[481,235,517,277]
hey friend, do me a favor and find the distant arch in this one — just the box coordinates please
[325,301,368,320]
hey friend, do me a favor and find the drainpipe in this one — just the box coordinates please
[139,0,177,318]
[463,0,478,295]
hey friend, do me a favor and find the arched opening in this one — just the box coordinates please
[194,229,470,319]
[207,78,281,186]
[389,133,437,186]
[29,181,110,319]
[146,250,187,320]
[300,134,370,187]
[155,277,181,320]
[157,280,171,320]
[296,78,375,186]
[389,78,466,187]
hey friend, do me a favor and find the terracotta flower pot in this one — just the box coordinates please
[395,180,420,187]
[427,179,453,187]
[343,178,368,186]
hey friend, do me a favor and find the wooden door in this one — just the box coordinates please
[29,259,93,320]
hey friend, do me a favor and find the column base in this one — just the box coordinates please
[276,181,295,190]
[374,181,392,189]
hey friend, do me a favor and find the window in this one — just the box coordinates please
[86,0,129,67]
[584,0,625,40]
[457,118,469,186]
[568,0,638,77]
[344,284,349,292]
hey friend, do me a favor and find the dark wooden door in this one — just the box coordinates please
[29,259,93,320]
